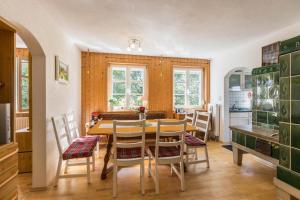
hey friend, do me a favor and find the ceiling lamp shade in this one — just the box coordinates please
[127,38,142,52]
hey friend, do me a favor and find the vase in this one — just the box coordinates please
[139,113,146,120]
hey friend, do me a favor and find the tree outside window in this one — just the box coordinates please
[173,68,202,108]
[18,58,29,112]
[110,66,146,110]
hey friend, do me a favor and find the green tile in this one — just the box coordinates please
[291,148,300,174]
[262,73,273,87]
[257,111,268,124]
[280,78,290,100]
[280,35,300,55]
[258,86,268,99]
[291,101,300,124]
[261,99,274,111]
[232,131,237,143]
[291,76,300,100]
[252,111,257,122]
[268,112,278,126]
[274,71,280,85]
[280,101,290,123]
[291,50,300,76]
[237,132,245,146]
[246,135,256,150]
[257,75,263,86]
[279,123,290,145]
[274,100,280,113]
[279,145,290,168]
[277,166,290,182]
[269,85,279,99]
[271,143,279,160]
[252,76,257,87]
[291,124,300,149]
[279,54,290,77]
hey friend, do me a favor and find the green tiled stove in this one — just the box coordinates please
[274,35,300,199]
[230,64,280,166]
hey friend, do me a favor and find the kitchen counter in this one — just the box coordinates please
[230,125,279,143]
[229,125,279,166]
[229,108,252,113]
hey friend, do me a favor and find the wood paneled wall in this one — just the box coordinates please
[81,52,210,131]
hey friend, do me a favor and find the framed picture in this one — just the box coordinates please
[55,56,69,83]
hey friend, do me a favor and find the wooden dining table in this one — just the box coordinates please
[87,119,197,180]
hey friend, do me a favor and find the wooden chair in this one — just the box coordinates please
[64,112,99,173]
[112,120,146,197]
[147,119,186,194]
[184,111,211,169]
[184,109,196,126]
[52,116,96,186]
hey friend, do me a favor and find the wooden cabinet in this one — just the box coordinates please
[0,143,18,200]
[16,130,32,173]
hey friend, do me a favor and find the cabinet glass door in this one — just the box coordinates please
[245,75,252,89]
[229,74,241,90]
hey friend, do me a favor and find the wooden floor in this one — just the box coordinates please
[17,142,278,200]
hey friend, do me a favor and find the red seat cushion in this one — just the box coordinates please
[62,141,96,160]
[73,136,100,145]
[116,147,143,159]
[148,146,180,157]
[185,134,206,146]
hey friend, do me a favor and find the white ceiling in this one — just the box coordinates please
[39,0,300,58]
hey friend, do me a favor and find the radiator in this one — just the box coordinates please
[16,117,29,130]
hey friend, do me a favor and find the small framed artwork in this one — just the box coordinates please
[55,56,69,83]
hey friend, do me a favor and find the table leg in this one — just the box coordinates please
[233,145,243,166]
[101,135,113,180]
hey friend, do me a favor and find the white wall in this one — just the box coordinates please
[0,0,81,187]
[211,22,300,142]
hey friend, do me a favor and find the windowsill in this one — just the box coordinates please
[16,112,29,117]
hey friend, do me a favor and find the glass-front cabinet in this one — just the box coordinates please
[229,73,252,91]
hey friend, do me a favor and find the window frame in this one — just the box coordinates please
[173,67,203,109]
[108,64,147,111]
[17,56,30,112]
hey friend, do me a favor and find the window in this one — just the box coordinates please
[17,57,29,112]
[173,68,203,108]
[109,65,146,110]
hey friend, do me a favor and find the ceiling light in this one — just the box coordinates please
[127,37,142,52]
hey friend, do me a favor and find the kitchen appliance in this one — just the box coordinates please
[0,103,11,144]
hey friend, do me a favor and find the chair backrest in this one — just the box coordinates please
[155,119,187,159]
[51,116,71,155]
[194,111,211,143]
[113,120,146,160]
[64,111,80,141]
[184,110,196,126]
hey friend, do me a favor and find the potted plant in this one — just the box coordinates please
[109,98,118,111]
[137,106,146,120]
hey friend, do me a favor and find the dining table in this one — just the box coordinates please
[87,119,197,180]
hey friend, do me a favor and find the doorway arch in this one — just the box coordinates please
[1,17,47,188]
[223,67,251,143]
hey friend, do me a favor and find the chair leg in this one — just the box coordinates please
[204,145,210,168]
[185,147,189,169]
[113,165,118,197]
[92,153,95,171]
[64,160,69,174]
[54,158,62,187]
[148,155,152,177]
[87,157,91,184]
[155,161,159,194]
[180,160,185,192]
[170,164,173,175]
[194,148,198,161]
[140,162,145,195]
